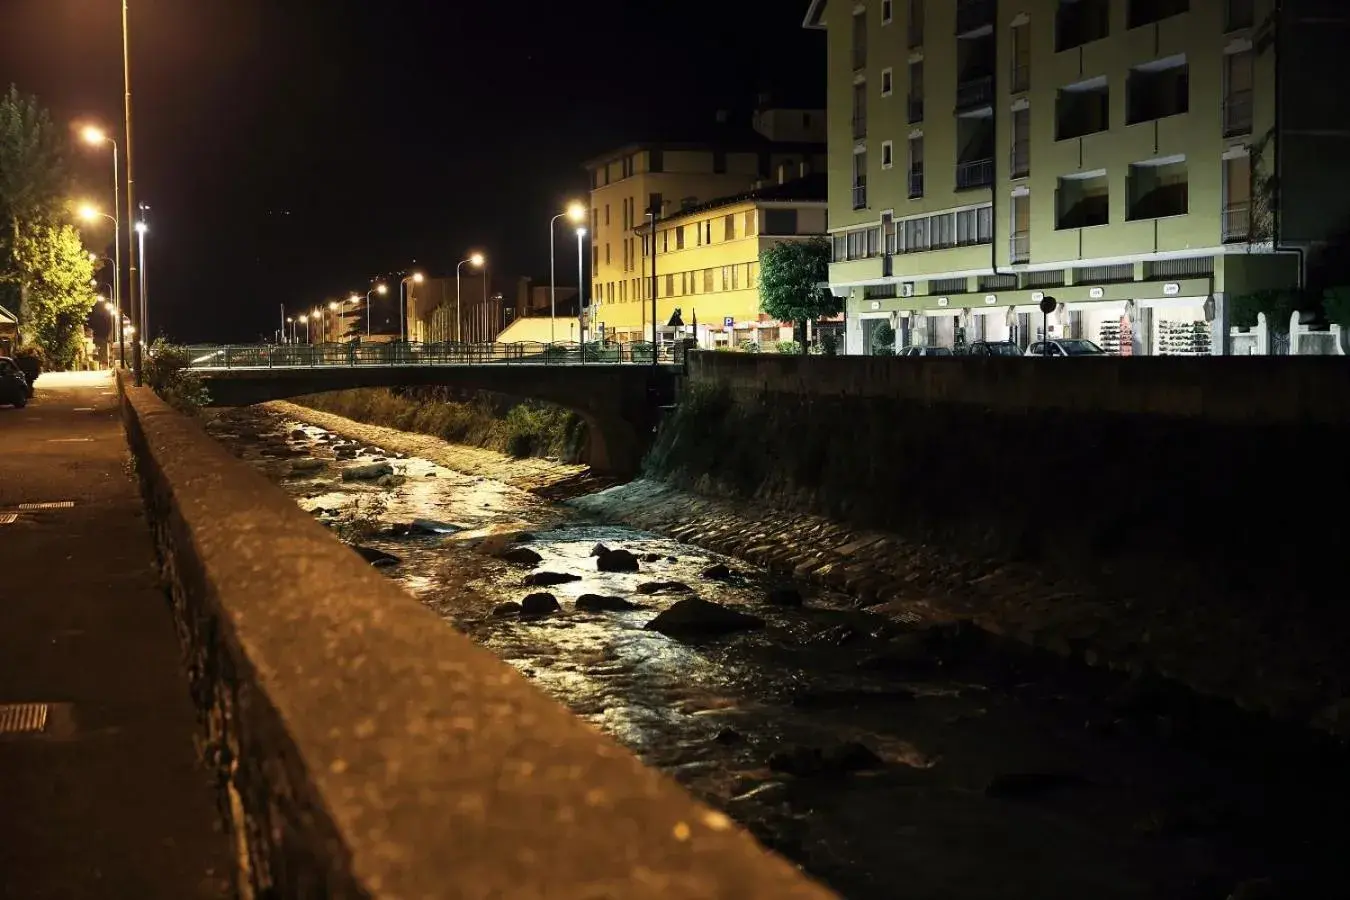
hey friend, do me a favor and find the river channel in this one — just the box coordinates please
[205,404,1347,900]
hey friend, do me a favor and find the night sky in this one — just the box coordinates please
[0,0,824,342]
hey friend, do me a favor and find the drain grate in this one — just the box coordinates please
[0,513,17,525]
[17,501,75,511]
[0,703,50,736]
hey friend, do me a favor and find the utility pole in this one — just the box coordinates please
[648,204,659,367]
[122,0,141,383]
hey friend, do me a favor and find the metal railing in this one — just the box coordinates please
[907,95,924,123]
[1010,232,1030,263]
[908,169,924,199]
[184,340,686,370]
[852,179,868,210]
[1011,139,1030,178]
[956,157,994,190]
[1222,202,1251,243]
[956,75,994,110]
[1223,90,1253,136]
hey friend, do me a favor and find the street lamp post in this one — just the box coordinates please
[328,301,340,343]
[80,128,123,369]
[456,254,485,345]
[135,216,148,347]
[647,207,659,366]
[365,284,388,337]
[549,203,586,345]
[121,0,142,383]
[287,316,295,343]
[300,313,310,344]
[399,272,424,342]
[575,226,587,361]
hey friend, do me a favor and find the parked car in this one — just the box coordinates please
[898,346,954,357]
[967,340,1024,357]
[1025,339,1107,357]
[0,357,29,408]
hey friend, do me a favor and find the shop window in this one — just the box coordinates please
[1127,157,1188,220]
[1056,172,1109,229]
[1126,56,1188,125]
[1056,76,1109,140]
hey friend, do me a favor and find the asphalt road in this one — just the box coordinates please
[0,371,233,899]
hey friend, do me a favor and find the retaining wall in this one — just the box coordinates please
[118,378,830,899]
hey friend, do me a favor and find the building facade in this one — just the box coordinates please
[584,110,828,340]
[805,0,1350,355]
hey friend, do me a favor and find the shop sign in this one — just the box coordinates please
[1163,283,1181,296]
[937,297,949,307]
[1089,287,1105,299]
[984,294,997,305]
[1031,291,1045,302]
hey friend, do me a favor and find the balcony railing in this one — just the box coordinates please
[852,115,867,140]
[956,75,994,111]
[956,157,994,190]
[1011,64,1030,94]
[1010,232,1030,263]
[908,169,924,199]
[1011,140,1030,178]
[852,179,868,210]
[907,96,924,123]
[1222,202,1251,243]
[1223,90,1253,136]
[956,0,994,35]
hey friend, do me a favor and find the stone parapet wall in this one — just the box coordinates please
[118,377,831,900]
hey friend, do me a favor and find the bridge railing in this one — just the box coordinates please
[185,340,687,369]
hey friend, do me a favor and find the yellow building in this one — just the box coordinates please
[584,111,827,341]
[618,175,829,348]
[805,0,1350,355]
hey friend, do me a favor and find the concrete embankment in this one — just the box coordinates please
[620,353,1350,736]
[118,379,831,899]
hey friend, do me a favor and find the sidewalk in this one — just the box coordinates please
[0,372,233,898]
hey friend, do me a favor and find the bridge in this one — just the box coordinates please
[184,341,686,475]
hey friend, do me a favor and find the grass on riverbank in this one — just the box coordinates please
[292,387,587,462]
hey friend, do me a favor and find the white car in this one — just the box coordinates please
[1025,339,1106,357]
[897,346,955,357]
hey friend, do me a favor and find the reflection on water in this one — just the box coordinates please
[207,408,1349,900]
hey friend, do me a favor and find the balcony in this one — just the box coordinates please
[907,96,925,123]
[852,115,868,140]
[1223,90,1253,136]
[956,157,994,190]
[956,75,994,112]
[956,0,995,36]
[1222,202,1251,242]
[1011,232,1030,263]
[853,178,868,210]
[908,169,924,199]
[1011,140,1030,178]
[1011,64,1030,94]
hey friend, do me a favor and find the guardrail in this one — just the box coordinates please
[186,340,686,370]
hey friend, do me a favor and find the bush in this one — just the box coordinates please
[331,495,388,544]
[774,341,802,355]
[819,331,840,356]
[737,339,760,353]
[144,339,210,413]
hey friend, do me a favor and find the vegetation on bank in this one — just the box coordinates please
[293,388,588,462]
[144,339,210,414]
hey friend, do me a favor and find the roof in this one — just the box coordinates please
[0,303,17,325]
[639,173,827,227]
[495,315,580,345]
[803,0,827,29]
[581,122,824,170]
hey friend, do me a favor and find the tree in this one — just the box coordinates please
[12,221,97,368]
[0,85,67,225]
[758,238,839,355]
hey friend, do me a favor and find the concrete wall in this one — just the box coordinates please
[118,379,831,900]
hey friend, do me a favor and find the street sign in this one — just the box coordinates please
[1039,296,1058,315]
[724,316,734,330]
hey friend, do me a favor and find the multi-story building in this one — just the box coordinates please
[584,109,828,341]
[805,0,1350,355]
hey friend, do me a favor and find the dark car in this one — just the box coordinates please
[0,357,29,408]
[898,346,954,357]
[967,340,1024,357]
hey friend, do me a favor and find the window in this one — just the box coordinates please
[1127,157,1188,220]
[1011,192,1030,262]
[724,214,736,241]
[744,210,758,235]
[908,0,924,47]
[649,149,664,173]
[605,204,611,226]
[696,220,703,246]
[955,118,995,189]
[908,136,924,199]
[881,140,894,169]
[881,67,894,97]
[907,61,924,123]
[852,11,867,70]
[852,82,868,139]
[1127,0,1188,29]
[1225,0,1254,31]
[605,243,611,264]
[1223,154,1251,242]
[1056,77,1109,140]
[731,265,740,290]
[648,192,663,218]
[664,274,674,297]
[955,207,993,245]
[1126,56,1188,124]
[705,221,712,244]
[592,245,600,268]
[853,150,868,209]
[1012,22,1030,93]
[1056,172,1109,229]
[763,209,799,235]
[676,226,685,250]
[1011,107,1030,177]
[1055,0,1109,52]
[1223,50,1254,136]
[882,0,894,24]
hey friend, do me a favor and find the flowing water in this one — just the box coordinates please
[207,406,1349,900]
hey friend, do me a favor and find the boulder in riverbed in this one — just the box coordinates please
[644,597,765,636]
[575,594,640,612]
[766,586,804,607]
[521,592,561,615]
[589,543,611,557]
[491,601,523,617]
[342,461,394,481]
[635,581,694,595]
[289,458,327,474]
[596,548,640,573]
[409,518,462,535]
[497,547,543,566]
[353,545,400,567]
[289,429,308,440]
[524,571,581,587]
[701,563,734,580]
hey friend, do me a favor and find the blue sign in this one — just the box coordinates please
[724,316,734,328]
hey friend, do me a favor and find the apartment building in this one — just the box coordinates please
[584,110,827,340]
[613,174,828,347]
[805,0,1350,355]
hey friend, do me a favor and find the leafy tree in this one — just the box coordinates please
[12,221,97,368]
[758,238,839,355]
[0,85,67,225]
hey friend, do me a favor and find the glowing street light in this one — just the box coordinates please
[549,202,587,345]
[456,254,486,344]
[365,283,388,337]
[79,125,125,368]
[299,311,311,344]
[398,271,424,343]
